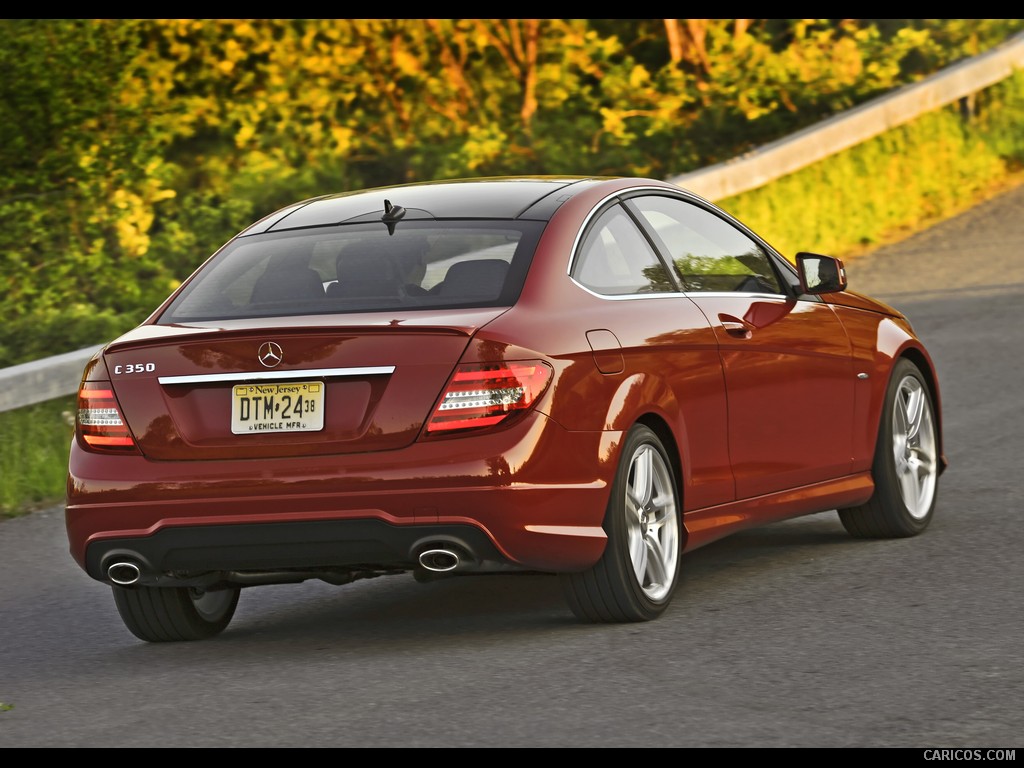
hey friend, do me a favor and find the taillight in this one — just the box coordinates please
[426,361,553,434]
[77,382,140,453]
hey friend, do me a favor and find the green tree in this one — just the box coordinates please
[1,18,1022,366]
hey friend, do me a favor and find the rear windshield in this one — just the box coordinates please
[158,220,544,323]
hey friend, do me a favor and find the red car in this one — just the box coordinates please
[65,176,946,642]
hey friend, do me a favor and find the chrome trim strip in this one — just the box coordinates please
[570,285,787,302]
[158,366,396,385]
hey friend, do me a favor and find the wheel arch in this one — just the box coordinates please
[633,412,689,551]
[599,372,699,530]
[896,346,947,476]
[866,316,947,478]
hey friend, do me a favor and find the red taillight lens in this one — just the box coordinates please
[426,361,553,435]
[77,382,139,453]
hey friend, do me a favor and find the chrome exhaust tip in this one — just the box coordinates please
[418,548,462,573]
[107,561,142,586]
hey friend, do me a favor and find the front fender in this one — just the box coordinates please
[851,315,945,473]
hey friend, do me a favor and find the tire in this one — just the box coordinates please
[560,424,682,622]
[839,358,939,538]
[112,585,241,642]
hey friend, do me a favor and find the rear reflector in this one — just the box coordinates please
[426,361,552,434]
[77,383,139,453]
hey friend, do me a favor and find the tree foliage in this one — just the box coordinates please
[1,18,1022,365]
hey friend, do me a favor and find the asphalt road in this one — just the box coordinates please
[2,184,1023,748]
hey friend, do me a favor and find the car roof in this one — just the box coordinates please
[238,177,614,235]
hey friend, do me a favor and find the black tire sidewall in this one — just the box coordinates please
[603,424,682,618]
[872,358,937,535]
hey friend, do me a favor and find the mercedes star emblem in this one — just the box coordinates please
[257,341,283,368]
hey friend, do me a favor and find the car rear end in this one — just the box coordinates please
[66,210,611,591]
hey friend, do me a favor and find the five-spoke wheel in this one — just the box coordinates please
[561,424,682,622]
[840,358,940,537]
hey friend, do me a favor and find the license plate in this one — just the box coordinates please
[231,381,325,434]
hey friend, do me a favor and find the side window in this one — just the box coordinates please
[630,196,783,294]
[571,204,674,295]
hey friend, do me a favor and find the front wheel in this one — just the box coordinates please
[560,424,682,622]
[839,358,940,538]
[112,584,241,642]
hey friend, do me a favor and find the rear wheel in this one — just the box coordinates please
[560,424,682,622]
[839,358,939,538]
[112,584,241,642]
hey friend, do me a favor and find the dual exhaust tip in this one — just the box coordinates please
[108,544,474,584]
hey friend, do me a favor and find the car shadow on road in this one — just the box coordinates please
[197,510,865,648]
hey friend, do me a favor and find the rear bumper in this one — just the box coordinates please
[66,413,618,582]
[85,519,511,587]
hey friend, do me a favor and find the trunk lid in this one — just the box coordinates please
[99,310,506,460]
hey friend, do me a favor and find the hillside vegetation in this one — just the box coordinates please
[2,18,1023,367]
[2,19,1024,517]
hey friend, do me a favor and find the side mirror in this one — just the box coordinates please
[796,252,848,295]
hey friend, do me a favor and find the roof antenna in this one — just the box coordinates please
[382,199,406,236]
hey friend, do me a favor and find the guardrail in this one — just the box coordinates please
[2,31,1023,414]
[670,31,1024,200]
[0,345,104,412]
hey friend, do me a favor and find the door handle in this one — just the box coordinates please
[718,314,752,339]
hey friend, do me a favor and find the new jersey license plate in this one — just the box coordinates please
[231,381,325,434]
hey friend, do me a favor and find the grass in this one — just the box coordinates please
[0,395,75,519]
